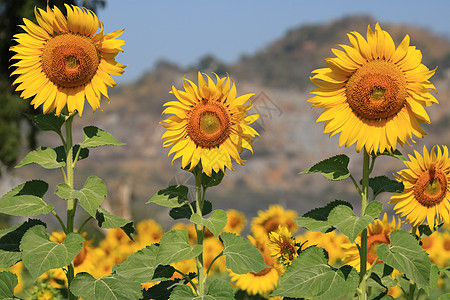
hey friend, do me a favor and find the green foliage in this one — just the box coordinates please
[190,209,227,237]
[202,170,225,189]
[95,207,134,239]
[0,180,53,217]
[171,279,234,300]
[377,230,431,289]
[169,200,212,220]
[220,232,267,274]
[16,146,65,169]
[300,154,350,181]
[56,176,107,217]
[0,219,45,268]
[0,271,17,300]
[20,225,84,280]
[54,145,89,163]
[147,185,189,208]
[295,200,352,233]
[272,246,359,299]
[80,126,125,148]
[368,176,404,200]
[328,201,382,242]
[156,229,202,265]
[25,113,65,135]
[70,273,142,300]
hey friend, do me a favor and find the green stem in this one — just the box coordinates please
[78,216,93,234]
[173,268,198,291]
[408,225,418,300]
[64,114,77,300]
[193,167,205,296]
[205,251,223,276]
[359,149,371,300]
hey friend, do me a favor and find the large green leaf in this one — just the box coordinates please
[80,126,125,148]
[171,279,234,300]
[0,219,46,268]
[20,225,84,280]
[169,200,212,220]
[421,265,440,295]
[157,229,202,265]
[25,113,64,135]
[377,230,431,288]
[55,176,106,217]
[190,209,227,237]
[70,273,142,300]
[0,180,53,217]
[368,176,404,199]
[95,207,134,240]
[328,201,382,242]
[113,244,162,283]
[220,232,267,274]
[300,154,350,181]
[147,185,189,208]
[54,145,89,163]
[294,200,352,233]
[16,147,65,169]
[272,247,359,299]
[201,170,224,189]
[0,271,17,300]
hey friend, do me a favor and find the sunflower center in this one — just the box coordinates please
[346,60,407,119]
[186,101,231,148]
[414,167,448,207]
[367,233,390,264]
[41,33,100,88]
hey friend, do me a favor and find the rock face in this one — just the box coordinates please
[11,16,450,228]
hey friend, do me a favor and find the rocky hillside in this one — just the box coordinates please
[8,15,450,230]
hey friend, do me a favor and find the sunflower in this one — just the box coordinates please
[309,23,437,154]
[223,209,247,234]
[10,4,125,116]
[268,225,298,266]
[342,213,401,271]
[390,145,450,229]
[251,204,298,243]
[229,235,281,296]
[161,72,259,176]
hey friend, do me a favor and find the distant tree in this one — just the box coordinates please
[0,0,105,175]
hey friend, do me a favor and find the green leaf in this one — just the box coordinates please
[171,278,234,300]
[377,230,431,288]
[0,219,46,268]
[368,176,404,199]
[54,145,89,163]
[0,180,53,217]
[95,208,134,240]
[300,154,350,181]
[113,244,162,283]
[437,294,450,300]
[20,225,84,280]
[25,113,64,135]
[220,232,267,274]
[271,247,359,299]
[157,229,202,265]
[368,263,396,289]
[143,273,195,300]
[202,170,225,189]
[420,264,440,295]
[328,201,382,242]
[169,200,212,220]
[70,273,142,300]
[190,209,227,237]
[378,149,406,161]
[171,285,205,300]
[0,271,17,300]
[55,176,106,217]
[80,126,124,148]
[147,185,189,208]
[294,200,352,233]
[16,147,65,169]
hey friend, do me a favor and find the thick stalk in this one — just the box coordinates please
[359,149,371,300]
[194,168,205,296]
[64,115,77,300]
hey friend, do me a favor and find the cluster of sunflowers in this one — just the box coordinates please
[5,205,450,299]
[2,2,450,300]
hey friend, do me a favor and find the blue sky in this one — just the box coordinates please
[97,0,450,83]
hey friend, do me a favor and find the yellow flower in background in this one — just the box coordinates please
[223,209,247,234]
[135,219,164,247]
[10,4,125,116]
[390,145,450,229]
[342,214,401,271]
[251,204,298,243]
[268,226,298,266]
[161,72,259,176]
[309,23,437,154]
[229,235,281,296]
